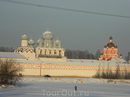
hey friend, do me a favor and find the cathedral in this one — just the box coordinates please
[99,36,122,61]
[14,28,66,61]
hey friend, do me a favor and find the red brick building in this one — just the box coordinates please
[99,36,122,61]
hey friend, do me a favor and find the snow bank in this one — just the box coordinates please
[20,77,130,84]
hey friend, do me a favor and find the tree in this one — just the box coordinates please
[0,59,22,85]
[90,53,95,59]
[84,50,90,59]
[95,49,101,60]
[71,50,76,59]
[65,49,73,59]
[125,52,130,62]
[76,50,81,59]
[0,46,14,52]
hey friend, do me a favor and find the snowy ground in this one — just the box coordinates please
[0,77,130,97]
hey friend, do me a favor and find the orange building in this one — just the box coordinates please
[99,36,122,61]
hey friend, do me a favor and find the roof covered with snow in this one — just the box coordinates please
[15,59,128,66]
[0,52,27,59]
[0,52,127,66]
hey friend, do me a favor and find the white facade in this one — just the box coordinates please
[15,29,66,61]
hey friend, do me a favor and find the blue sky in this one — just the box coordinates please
[0,0,130,57]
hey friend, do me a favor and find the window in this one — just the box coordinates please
[49,50,51,55]
[56,44,58,48]
[54,50,56,55]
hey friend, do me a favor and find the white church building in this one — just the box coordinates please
[14,28,66,62]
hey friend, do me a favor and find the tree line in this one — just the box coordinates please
[0,46,14,52]
[65,49,101,59]
[1,46,129,62]
[125,52,130,62]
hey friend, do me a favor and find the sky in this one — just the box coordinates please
[0,0,130,57]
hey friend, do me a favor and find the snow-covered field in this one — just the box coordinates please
[0,77,130,97]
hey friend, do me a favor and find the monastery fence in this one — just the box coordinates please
[18,63,130,77]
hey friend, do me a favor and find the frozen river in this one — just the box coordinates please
[0,77,130,97]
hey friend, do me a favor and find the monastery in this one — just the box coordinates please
[0,29,128,77]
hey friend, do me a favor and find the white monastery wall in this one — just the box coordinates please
[36,57,66,62]
[19,63,130,77]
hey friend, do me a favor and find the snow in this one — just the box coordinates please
[14,59,129,66]
[0,77,130,97]
[0,52,26,59]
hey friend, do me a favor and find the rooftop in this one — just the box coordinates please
[0,52,127,66]
[0,52,27,59]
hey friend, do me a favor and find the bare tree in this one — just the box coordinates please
[90,53,95,59]
[95,49,101,60]
[84,50,89,59]
[71,50,76,59]
[0,59,22,85]
[65,49,96,59]
[0,46,14,52]
[65,49,72,59]
[75,50,80,59]
[125,52,130,62]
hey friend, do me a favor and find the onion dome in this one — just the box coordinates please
[109,36,113,40]
[21,34,28,40]
[36,38,43,47]
[104,45,107,48]
[55,39,60,43]
[43,30,52,34]
[100,53,103,55]
[28,39,35,45]
[115,45,118,48]
[42,28,53,39]
[107,42,115,48]
[36,38,42,44]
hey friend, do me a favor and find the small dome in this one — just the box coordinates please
[42,29,53,39]
[109,36,113,40]
[100,53,103,55]
[43,30,52,34]
[55,39,60,43]
[107,42,115,48]
[115,45,118,48]
[37,38,43,44]
[28,39,35,45]
[21,34,28,40]
[104,45,107,48]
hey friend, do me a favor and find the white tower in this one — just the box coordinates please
[21,34,28,46]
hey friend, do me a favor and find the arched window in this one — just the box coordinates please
[56,44,59,48]
[54,50,57,55]
[59,50,61,56]
[44,50,46,55]
[40,49,42,54]
[49,50,51,55]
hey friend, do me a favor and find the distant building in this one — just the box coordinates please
[14,28,66,61]
[0,33,127,77]
[99,36,122,61]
